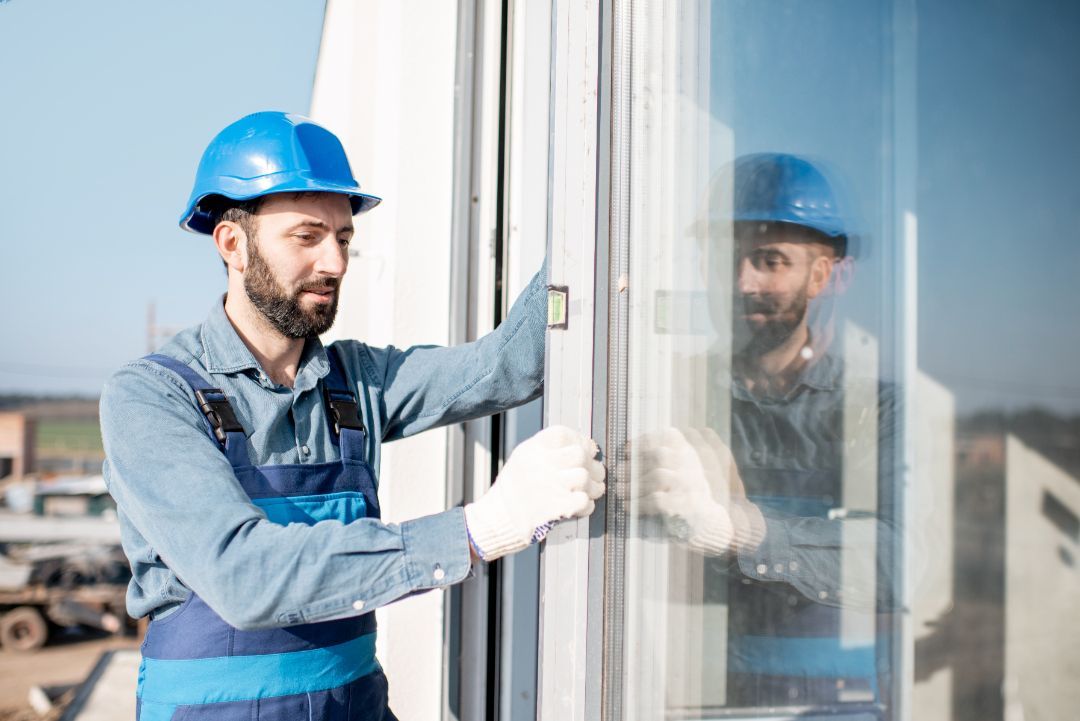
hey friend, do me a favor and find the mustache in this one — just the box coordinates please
[296,277,341,293]
[737,296,782,315]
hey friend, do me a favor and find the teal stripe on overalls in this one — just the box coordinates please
[729,635,876,678]
[138,633,380,706]
[252,491,368,525]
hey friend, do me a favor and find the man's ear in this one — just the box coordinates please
[213,222,247,273]
[806,249,836,300]
[827,256,855,296]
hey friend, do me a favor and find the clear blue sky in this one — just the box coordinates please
[0,0,326,395]
[3,0,1078,416]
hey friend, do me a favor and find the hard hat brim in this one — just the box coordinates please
[179,179,381,235]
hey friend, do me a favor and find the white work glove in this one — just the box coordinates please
[635,427,765,555]
[464,425,606,561]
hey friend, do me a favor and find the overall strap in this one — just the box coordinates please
[143,354,252,469]
[323,346,367,463]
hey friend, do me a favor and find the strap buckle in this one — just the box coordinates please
[194,389,245,444]
[325,388,365,436]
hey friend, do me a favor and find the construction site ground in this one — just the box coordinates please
[0,630,138,719]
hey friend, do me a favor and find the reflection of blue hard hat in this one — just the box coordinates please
[733,153,846,240]
[179,111,381,235]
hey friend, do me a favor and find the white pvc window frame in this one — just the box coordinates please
[537,1,608,721]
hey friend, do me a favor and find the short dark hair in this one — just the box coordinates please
[735,220,848,259]
[200,195,264,239]
[197,196,265,270]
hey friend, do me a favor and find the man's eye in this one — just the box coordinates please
[338,236,352,247]
[295,233,316,242]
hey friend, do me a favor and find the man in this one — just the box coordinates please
[100,111,604,721]
[639,153,897,706]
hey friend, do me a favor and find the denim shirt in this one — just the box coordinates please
[707,349,901,612]
[100,266,547,631]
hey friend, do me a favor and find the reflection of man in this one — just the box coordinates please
[100,112,604,721]
[640,153,892,705]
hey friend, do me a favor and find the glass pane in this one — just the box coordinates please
[605,1,1080,720]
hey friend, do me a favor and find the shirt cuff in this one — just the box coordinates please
[401,507,472,591]
[736,514,796,582]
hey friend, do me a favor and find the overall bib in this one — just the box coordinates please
[135,350,395,721]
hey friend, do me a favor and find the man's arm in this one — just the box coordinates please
[339,261,547,442]
[100,361,472,631]
[734,381,918,611]
[733,512,884,610]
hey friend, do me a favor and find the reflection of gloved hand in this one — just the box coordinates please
[464,425,606,561]
[636,427,765,555]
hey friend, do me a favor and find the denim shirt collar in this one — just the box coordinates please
[199,295,330,392]
[791,350,840,392]
[729,349,841,403]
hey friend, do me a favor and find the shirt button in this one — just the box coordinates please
[352,599,365,611]
[756,563,768,575]
[818,590,829,600]
[433,567,446,581]
[300,445,311,456]
[774,563,785,574]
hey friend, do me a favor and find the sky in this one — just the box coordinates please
[2,0,1078,417]
[914,0,1080,414]
[0,0,326,396]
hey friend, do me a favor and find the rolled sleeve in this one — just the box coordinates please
[736,515,796,581]
[736,513,887,610]
[401,508,473,591]
[282,510,472,626]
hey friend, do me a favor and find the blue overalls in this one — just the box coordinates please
[135,350,396,721]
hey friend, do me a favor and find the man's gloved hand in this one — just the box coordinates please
[635,427,765,556]
[464,425,606,562]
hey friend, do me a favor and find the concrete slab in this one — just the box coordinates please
[59,649,138,721]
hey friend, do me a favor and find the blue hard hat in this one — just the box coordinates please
[180,111,381,235]
[731,152,846,240]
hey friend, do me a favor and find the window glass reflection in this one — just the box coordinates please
[608,0,1079,719]
[630,151,894,713]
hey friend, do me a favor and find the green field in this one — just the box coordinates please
[36,419,104,453]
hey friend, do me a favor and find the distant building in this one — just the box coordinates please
[0,412,35,480]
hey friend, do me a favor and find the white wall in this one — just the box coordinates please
[1004,435,1080,721]
[310,2,460,718]
[910,372,956,721]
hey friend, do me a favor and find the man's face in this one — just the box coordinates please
[241,193,354,339]
[726,223,834,356]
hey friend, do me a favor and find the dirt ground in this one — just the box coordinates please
[0,630,139,719]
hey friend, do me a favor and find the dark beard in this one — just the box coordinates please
[732,291,808,357]
[244,237,340,339]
